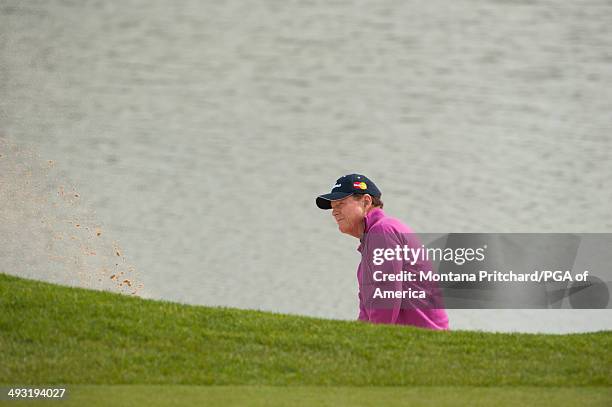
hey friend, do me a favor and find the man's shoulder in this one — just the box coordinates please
[370,213,412,234]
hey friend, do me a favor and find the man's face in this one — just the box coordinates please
[330,195,367,238]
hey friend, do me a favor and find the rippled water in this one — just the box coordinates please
[1,0,611,332]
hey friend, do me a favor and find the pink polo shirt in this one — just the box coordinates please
[356,208,449,330]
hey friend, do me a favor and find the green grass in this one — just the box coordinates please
[0,273,610,406]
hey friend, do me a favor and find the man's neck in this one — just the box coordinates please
[355,207,376,239]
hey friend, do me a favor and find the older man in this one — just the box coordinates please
[316,173,449,330]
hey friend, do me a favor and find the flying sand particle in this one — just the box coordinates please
[1,139,144,298]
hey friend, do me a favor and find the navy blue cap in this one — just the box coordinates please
[316,174,382,210]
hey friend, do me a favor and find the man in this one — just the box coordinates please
[316,174,449,330]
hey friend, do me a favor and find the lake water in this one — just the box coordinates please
[1,0,611,333]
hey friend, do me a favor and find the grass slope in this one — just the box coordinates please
[1,273,610,390]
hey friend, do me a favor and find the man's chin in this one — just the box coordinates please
[338,225,351,235]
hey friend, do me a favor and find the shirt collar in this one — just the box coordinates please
[364,207,384,233]
[357,207,385,252]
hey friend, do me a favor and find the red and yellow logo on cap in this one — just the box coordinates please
[353,181,367,190]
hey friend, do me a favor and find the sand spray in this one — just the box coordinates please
[0,135,145,296]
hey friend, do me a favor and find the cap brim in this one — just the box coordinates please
[316,192,354,210]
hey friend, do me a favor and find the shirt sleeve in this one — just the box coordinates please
[358,291,368,321]
[360,227,404,324]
